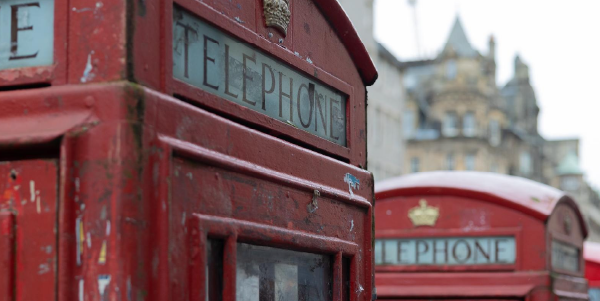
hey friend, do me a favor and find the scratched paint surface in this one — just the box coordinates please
[0,159,57,301]
[0,0,54,70]
[169,156,367,300]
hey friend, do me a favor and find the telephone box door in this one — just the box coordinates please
[0,160,58,301]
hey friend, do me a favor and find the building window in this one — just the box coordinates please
[410,157,420,173]
[403,111,415,138]
[561,176,580,191]
[465,153,476,171]
[446,59,457,79]
[446,153,455,170]
[463,112,476,137]
[519,151,532,175]
[443,111,458,137]
[489,120,501,146]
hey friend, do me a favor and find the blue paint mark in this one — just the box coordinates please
[344,173,360,190]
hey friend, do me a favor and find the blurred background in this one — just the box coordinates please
[336,0,600,241]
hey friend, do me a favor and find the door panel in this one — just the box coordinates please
[0,160,58,301]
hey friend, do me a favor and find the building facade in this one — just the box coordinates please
[336,0,406,181]
[402,17,600,241]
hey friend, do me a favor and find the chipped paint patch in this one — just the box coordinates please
[356,284,364,294]
[350,220,354,231]
[80,51,95,83]
[79,279,84,301]
[76,217,83,266]
[344,173,360,197]
[127,276,132,301]
[86,232,92,248]
[307,189,319,213]
[98,275,111,297]
[38,263,50,274]
[106,220,111,235]
[99,241,107,264]
[306,57,313,64]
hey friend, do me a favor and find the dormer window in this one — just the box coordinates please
[519,151,532,175]
[463,112,476,137]
[443,111,458,137]
[446,59,457,79]
[489,120,501,146]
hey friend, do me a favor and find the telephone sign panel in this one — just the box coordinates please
[0,0,54,70]
[173,7,348,146]
[375,236,516,266]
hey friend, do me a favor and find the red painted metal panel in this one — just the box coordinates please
[0,213,14,301]
[0,82,373,300]
[0,160,58,301]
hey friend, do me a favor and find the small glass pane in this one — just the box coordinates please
[236,243,332,301]
[207,240,223,301]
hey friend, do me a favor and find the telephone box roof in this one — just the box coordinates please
[317,0,378,85]
[376,171,588,237]
[585,241,600,264]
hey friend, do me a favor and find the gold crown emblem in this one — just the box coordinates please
[263,0,291,36]
[408,200,439,227]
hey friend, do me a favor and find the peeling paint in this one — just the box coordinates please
[38,263,50,274]
[76,217,83,266]
[307,190,319,213]
[344,173,360,197]
[350,219,354,231]
[98,275,111,297]
[127,276,132,301]
[306,57,313,64]
[79,279,84,301]
[80,51,96,83]
[99,240,107,264]
[86,232,92,248]
[356,284,364,294]
[106,220,111,235]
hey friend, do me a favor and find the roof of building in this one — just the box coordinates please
[375,171,588,237]
[557,152,584,175]
[377,43,403,69]
[442,16,479,58]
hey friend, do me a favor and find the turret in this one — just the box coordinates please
[515,55,530,84]
[486,35,497,86]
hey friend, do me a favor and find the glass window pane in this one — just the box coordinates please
[236,243,332,301]
[207,240,224,301]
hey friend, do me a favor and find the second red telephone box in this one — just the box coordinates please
[374,171,589,301]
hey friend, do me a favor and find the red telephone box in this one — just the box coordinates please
[585,242,600,301]
[374,171,589,301]
[0,0,377,300]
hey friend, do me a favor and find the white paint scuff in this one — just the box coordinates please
[81,51,95,83]
[79,279,84,301]
[98,275,111,297]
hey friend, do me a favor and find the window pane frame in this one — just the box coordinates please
[187,214,359,301]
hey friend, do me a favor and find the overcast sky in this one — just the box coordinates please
[374,0,600,189]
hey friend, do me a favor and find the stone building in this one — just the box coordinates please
[401,17,600,241]
[336,0,406,181]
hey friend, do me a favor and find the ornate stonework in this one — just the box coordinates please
[263,0,291,36]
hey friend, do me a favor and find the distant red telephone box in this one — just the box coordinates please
[585,242,600,301]
[0,0,377,300]
[374,172,589,301]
